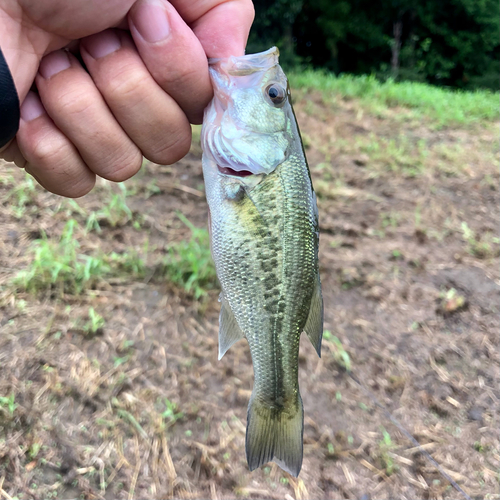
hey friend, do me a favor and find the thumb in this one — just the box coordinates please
[171,0,255,58]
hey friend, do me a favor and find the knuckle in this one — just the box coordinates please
[30,133,66,165]
[165,63,199,87]
[101,149,143,182]
[54,175,96,198]
[56,88,94,118]
[105,69,150,103]
[147,129,191,165]
[64,178,95,198]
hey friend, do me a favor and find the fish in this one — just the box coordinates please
[201,47,323,477]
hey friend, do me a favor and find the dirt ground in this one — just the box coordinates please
[0,89,499,500]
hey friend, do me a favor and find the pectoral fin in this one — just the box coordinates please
[304,273,323,357]
[218,296,245,360]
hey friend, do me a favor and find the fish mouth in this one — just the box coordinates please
[217,166,254,177]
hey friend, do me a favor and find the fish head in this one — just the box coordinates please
[202,47,293,179]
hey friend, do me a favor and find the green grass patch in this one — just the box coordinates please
[3,173,38,218]
[81,307,105,335]
[12,219,107,295]
[323,331,351,371]
[289,70,499,126]
[354,133,428,177]
[161,213,217,299]
[377,428,399,476]
[461,222,500,259]
[157,398,184,429]
[0,393,17,417]
[108,249,148,279]
[12,215,216,299]
[86,184,133,231]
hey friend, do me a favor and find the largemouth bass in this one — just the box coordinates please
[201,47,323,477]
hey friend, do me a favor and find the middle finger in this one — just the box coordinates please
[80,29,192,165]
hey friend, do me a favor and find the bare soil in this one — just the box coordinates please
[0,92,499,500]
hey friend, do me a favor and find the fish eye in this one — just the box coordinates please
[265,84,286,107]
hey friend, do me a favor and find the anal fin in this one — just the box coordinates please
[304,273,323,357]
[218,295,245,360]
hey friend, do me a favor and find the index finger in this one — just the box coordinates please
[170,0,254,58]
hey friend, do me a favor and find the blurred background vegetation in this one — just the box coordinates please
[247,0,499,90]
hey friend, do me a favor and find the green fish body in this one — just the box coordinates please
[201,47,323,477]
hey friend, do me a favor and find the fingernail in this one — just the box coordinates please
[21,92,45,122]
[39,50,71,79]
[84,30,122,59]
[132,0,170,43]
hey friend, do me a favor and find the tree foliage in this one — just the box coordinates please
[247,0,499,89]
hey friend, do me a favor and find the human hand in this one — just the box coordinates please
[0,0,254,197]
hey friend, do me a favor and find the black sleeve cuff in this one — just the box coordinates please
[0,45,20,148]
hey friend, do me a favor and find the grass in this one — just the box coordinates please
[108,249,148,279]
[323,331,351,372]
[158,398,184,428]
[380,211,401,229]
[81,307,105,335]
[0,393,17,417]
[290,70,499,126]
[3,173,37,218]
[161,213,217,299]
[12,219,108,295]
[377,428,398,476]
[356,135,428,177]
[11,212,216,299]
[86,184,133,231]
[461,221,500,259]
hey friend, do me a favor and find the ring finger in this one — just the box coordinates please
[79,29,192,165]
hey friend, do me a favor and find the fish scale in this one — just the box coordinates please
[201,47,323,477]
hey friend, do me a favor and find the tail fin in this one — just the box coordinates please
[245,394,304,477]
